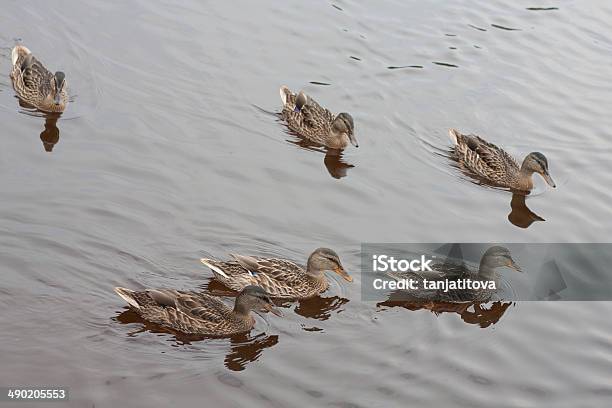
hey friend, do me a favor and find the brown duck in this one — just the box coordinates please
[114,285,281,336]
[201,248,352,299]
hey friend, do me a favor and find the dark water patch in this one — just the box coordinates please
[349,56,361,61]
[526,7,559,11]
[445,33,457,37]
[468,24,487,31]
[309,81,332,86]
[332,4,343,11]
[387,65,423,70]
[492,24,522,31]
[432,61,459,68]
[302,326,324,332]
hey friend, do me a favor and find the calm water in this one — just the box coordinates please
[1,1,612,407]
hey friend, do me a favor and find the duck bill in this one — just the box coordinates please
[54,92,62,106]
[263,302,283,317]
[542,172,556,188]
[335,266,353,282]
[508,259,522,273]
[349,132,359,148]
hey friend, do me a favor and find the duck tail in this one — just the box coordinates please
[279,85,291,106]
[114,287,141,310]
[448,128,462,145]
[11,45,31,66]
[200,258,230,279]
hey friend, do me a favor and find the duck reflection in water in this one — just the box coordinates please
[287,137,355,179]
[39,113,61,152]
[377,298,513,328]
[16,98,62,152]
[508,192,545,229]
[206,279,350,321]
[115,309,279,372]
[280,294,349,320]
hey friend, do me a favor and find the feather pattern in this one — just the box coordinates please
[10,46,68,113]
[114,287,254,336]
[279,86,353,149]
[450,129,522,188]
[202,256,328,299]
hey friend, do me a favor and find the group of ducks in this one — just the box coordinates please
[10,45,555,194]
[10,45,556,336]
[115,248,351,336]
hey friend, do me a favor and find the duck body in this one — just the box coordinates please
[201,248,352,299]
[387,262,495,303]
[386,246,521,303]
[280,86,357,149]
[10,46,68,113]
[114,285,280,336]
[449,129,555,192]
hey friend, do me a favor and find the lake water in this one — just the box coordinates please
[1,1,612,407]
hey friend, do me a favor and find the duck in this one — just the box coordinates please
[386,246,522,303]
[201,247,352,299]
[114,285,281,336]
[280,86,357,149]
[10,45,68,113]
[449,128,555,191]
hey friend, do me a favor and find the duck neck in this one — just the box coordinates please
[517,166,534,191]
[305,259,326,282]
[233,296,251,317]
[477,259,498,281]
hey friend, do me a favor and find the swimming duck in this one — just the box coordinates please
[386,246,522,303]
[449,129,555,191]
[280,86,357,149]
[10,45,68,113]
[201,248,352,299]
[114,285,281,336]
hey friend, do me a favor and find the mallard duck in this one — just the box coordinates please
[280,86,357,149]
[386,246,522,303]
[114,285,281,336]
[201,248,352,299]
[10,45,68,113]
[449,129,555,191]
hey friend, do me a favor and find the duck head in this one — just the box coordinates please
[294,91,308,112]
[52,71,67,106]
[480,246,522,273]
[306,247,352,282]
[332,113,357,147]
[521,152,555,188]
[235,285,282,317]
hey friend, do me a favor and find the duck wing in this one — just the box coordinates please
[173,292,230,323]
[233,255,307,287]
[454,133,519,182]
[202,255,307,296]
[467,135,519,172]
[299,96,334,130]
[21,54,53,93]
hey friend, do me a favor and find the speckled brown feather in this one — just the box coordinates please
[10,46,68,113]
[114,288,254,336]
[280,86,346,148]
[202,256,328,299]
[451,130,521,187]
